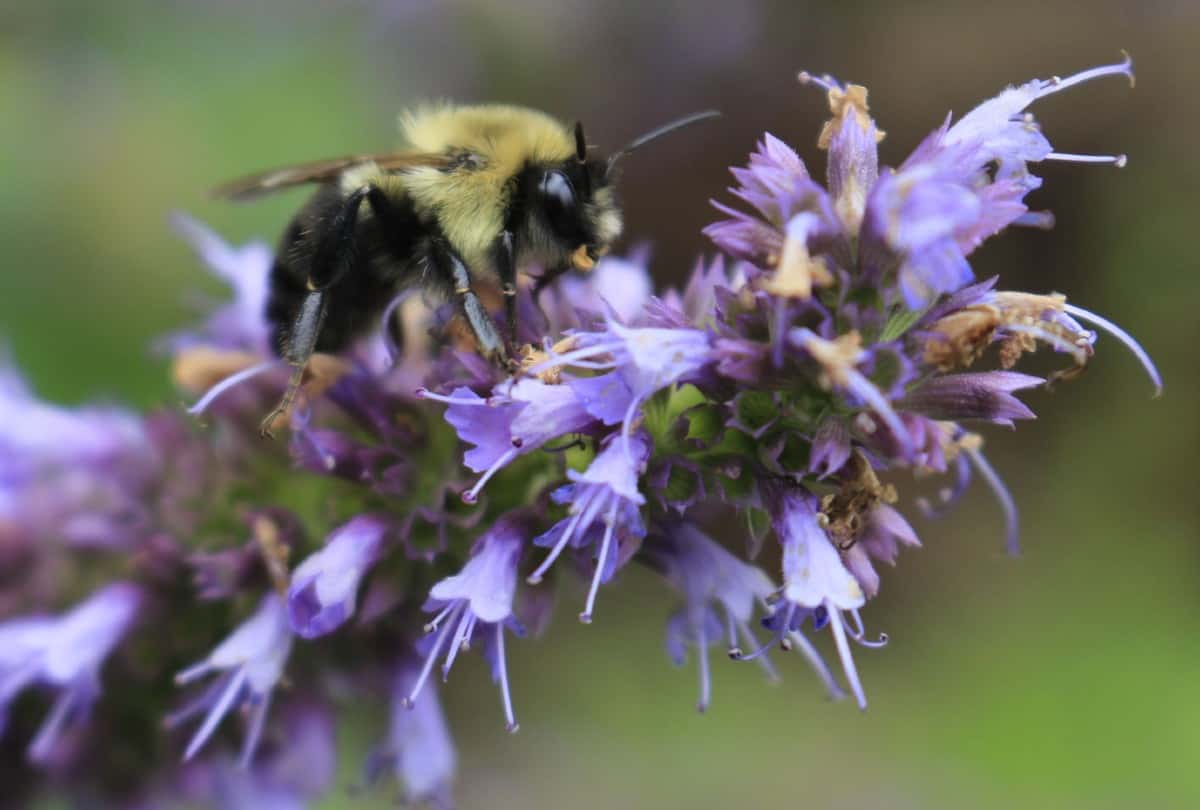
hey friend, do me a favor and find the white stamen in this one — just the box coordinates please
[423,603,457,634]
[1037,53,1135,99]
[527,494,600,584]
[28,688,81,763]
[183,667,248,762]
[404,604,461,709]
[527,340,624,375]
[826,606,867,710]
[415,388,495,406]
[441,610,475,680]
[1045,152,1127,167]
[965,447,1020,556]
[797,70,839,92]
[463,447,520,503]
[737,620,780,683]
[620,395,645,464]
[580,501,619,623]
[495,623,519,733]
[239,691,271,768]
[1062,302,1162,397]
[696,618,712,713]
[1012,211,1056,229]
[186,360,280,415]
[786,630,845,701]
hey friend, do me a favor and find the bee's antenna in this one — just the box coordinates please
[605,110,721,178]
[573,121,588,162]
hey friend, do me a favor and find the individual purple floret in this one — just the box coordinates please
[528,432,650,623]
[173,703,336,810]
[405,516,527,733]
[768,489,876,709]
[422,377,597,503]
[535,320,712,448]
[287,515,390,639]
[368,663,457,809]
[645,521,777,711]
[171,594,293,765]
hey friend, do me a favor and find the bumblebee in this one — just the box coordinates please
[216,104,718,436]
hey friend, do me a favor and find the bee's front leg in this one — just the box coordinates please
[428,238,513,372]
[493,230,519,350]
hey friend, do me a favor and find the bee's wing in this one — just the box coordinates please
[212,152,451,201]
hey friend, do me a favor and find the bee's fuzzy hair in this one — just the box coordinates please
[401,104,577,267]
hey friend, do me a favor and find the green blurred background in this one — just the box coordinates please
[2,1,1197,808]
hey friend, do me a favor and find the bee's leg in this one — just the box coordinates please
[260,289,325,438]
[261,186,381,438]
[428,238,510,369]
[493,230,518,348]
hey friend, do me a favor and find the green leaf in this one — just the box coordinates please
[684,404,723,443]
[878,305,929,343]
[733,391,777,434]
[662,464,700,505]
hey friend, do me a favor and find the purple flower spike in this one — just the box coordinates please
[406,517,526,733]
[0,582,141,763]
[172,594,293,765]
[529,433,650,624]
[647,522,777,711]
[287,516,389,639]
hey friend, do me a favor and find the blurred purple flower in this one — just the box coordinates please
[172,594,293,765]
[169,213,274,353]
[0,582,141,763]
[368,663,457,809]
[174,702,336,810]
[646,521,777,711]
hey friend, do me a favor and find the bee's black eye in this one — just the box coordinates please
[540,170,575,210]
[539,170,580,238]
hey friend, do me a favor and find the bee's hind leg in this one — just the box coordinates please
[260,289,326,438]
[261,185,381,438]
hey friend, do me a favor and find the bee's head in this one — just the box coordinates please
[523,112,719,272]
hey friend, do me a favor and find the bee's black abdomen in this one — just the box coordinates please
[264,184,425,356]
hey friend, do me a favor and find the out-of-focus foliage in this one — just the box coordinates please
[2,1,1196,807]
